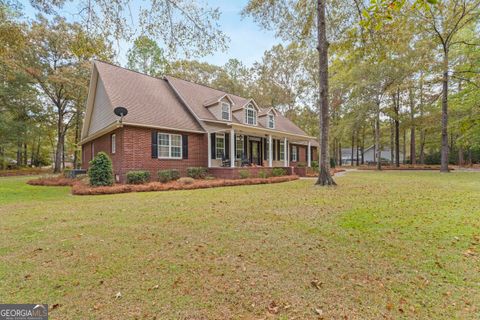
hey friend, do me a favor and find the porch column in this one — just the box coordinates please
[230,128,235,168]
[268,134,273,167]
[284,137,288,167]
[207,132,212,168]
[307,141,311,167]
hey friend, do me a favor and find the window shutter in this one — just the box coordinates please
[243,136,248,158]
[225,133,230,158]
[234,134,237,159]
[277,140,280,160]
[151,130,158,158]
[290,144,293,161]
[273,139,276,161]
[306,146,308,162]
[210,133,216,159]
[263,138,267,160]
[182,135,188,159]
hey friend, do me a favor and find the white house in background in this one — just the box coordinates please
[363,145,404,164]
[341,145,404,165]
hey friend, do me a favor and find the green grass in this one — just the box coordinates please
[0,172,479,319]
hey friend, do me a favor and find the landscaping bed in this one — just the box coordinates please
[71,175,299,195]
[27,174,299,195]
[0,167,50,177]
[304,168,345,177]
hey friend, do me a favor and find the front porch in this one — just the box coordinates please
[206,125,318,171]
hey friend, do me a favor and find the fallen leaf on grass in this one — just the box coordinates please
[311,279,322,290]
[115,292,122,299]
[51,304,60,310]
[314,307,323,315]
[267,301,279,314]
[463,249,476,257]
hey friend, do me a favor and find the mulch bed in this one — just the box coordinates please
[27,175,300,195]
[27,176,77,186]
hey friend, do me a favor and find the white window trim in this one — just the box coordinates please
[245,104,257,126]
[268,114,275,129]
[111,134,116,154]
[158,132,182,159]
[221,102,231,121]
[215,133,225,159]
[279,141,285,161]
[292,145,298,161]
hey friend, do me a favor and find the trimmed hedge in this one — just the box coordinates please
[271,168,287,177]
[88,152,114,186]
[158,169,180,183]
[187,167,207,179]
[239,170,250,179]
[126,171,151,184]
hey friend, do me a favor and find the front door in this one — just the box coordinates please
[250,141,261,165]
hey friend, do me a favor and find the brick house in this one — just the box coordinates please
[80,61,318,182]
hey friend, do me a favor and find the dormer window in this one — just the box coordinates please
[245,104,257,125]
[268,114,275,129]
[221,102,230,121]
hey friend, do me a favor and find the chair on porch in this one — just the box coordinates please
[221,153,230,167]
[241,152,250,167]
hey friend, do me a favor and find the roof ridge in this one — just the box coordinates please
[93,59,167,82]
[165,75,252,104]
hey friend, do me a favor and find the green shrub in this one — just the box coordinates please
[297,163,306,168]
[187,167,207,179]
[178,177,195,185]
[311,160,319,171]
[170,169,180,180]
[271,168,287,177]
[258,170,268,178]
[205,175,216,180]
[126,171,150,184]
[158,169,180,183]
[88,152,114,186]
[239,170,250,179]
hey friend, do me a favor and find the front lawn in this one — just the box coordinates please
[0,172,479,319]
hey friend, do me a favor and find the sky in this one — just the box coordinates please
[21,0,282,67]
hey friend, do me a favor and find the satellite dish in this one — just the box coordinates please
[114,106,128,117]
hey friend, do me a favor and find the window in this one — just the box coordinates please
[158,133,182,159]
[268,114,275,129]
[292,145,298,161]
[279,141,285,161]
[245,104,257,125]
[221,102,230,121]
[111,134,116,154]
[216,133,225,159]
[236,135,244,159]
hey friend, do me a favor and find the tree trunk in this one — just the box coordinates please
[440,48,449,172]
[402,128,406,164]
[394,89,400,167]
[409,87,416,164]
[361,125,365,165]
[351,131,355,167]
[375,103,381,170]
[356,131,360,166]
[338,142,342,166]
[390,119,394,165]
[315,0,335,186]
[458,146,464,167]
[54,110,64,173]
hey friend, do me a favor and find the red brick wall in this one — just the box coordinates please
[81,128,123,181]
[122,126,207,180]
[82,126,207,182]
